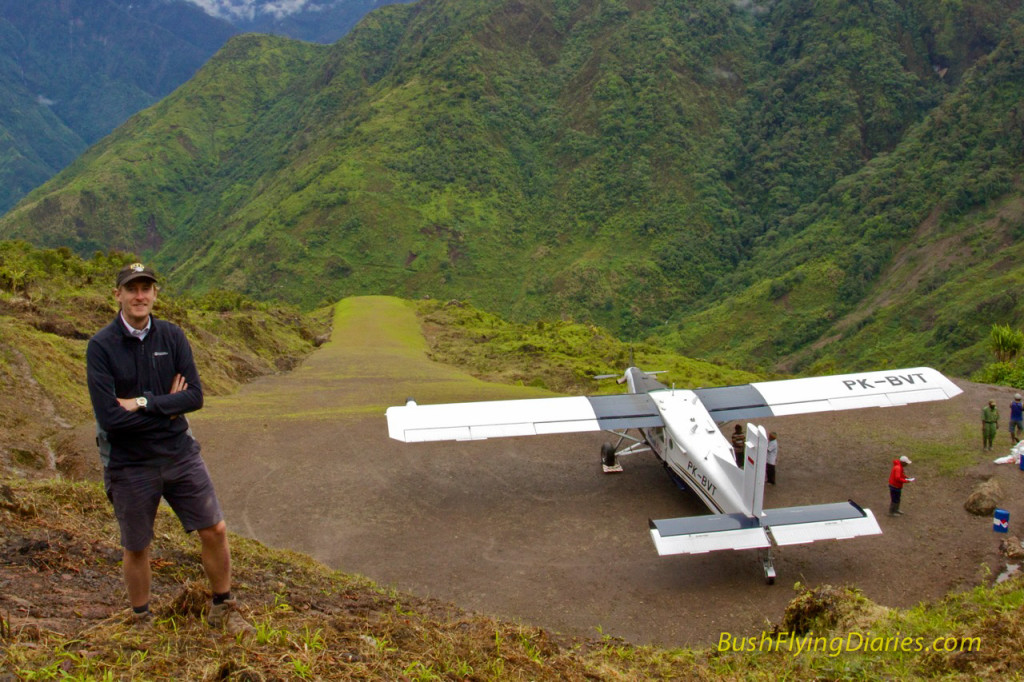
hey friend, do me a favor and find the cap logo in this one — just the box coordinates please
[116,262,157,287]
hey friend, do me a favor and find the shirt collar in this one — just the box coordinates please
[120,312,151,341]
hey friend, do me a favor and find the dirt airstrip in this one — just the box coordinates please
[83,297,1024,647]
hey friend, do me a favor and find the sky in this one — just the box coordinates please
[183,0,332,21]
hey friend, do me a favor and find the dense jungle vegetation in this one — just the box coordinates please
[1,0,1023,377]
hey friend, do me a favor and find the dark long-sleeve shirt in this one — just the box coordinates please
[86,314,203,467]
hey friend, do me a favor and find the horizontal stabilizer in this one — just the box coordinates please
[387,394,663,442]
[763,501,882,545]
[649,501,880,556]
[649,514,771,555]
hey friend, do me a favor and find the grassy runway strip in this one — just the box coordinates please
[199,296,554,422]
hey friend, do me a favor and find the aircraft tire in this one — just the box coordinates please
[601,443,617,468]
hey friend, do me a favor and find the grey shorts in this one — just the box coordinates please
[104,447,224,552]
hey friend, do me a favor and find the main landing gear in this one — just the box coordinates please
[601,443,623,473]
[600,431,650,473]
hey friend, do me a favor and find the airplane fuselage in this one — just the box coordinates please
[623,369,748,516]
[640,390,747,515]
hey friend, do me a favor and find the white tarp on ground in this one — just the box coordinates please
[993,441,1024,465]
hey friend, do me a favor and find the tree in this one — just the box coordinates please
[989,324,1024,363]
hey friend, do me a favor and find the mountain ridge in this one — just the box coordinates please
[2,0,1023,375]
[0,0,408,214]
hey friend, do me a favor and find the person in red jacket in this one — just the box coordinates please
[888,455,915,516]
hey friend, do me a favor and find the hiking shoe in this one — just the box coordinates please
[128,609,152,628]
[208,598,255,635]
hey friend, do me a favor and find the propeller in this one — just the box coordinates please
[593,369,667,385]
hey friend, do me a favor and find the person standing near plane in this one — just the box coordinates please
[1009,394,1023,444]
[730,424,745,468]
[982,399,999,450]
[888,455,914,516]
[765,431,778,484]
[86,263,252,633]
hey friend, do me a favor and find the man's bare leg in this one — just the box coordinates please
[123,546,152,609]
[197,521,231,594]
[198,521,252,633]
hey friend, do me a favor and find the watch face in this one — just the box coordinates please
[136,397,148,408]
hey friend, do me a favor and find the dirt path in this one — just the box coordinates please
[192,296,1024,647]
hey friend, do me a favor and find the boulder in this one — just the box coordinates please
[963,478,1004,516]
[999,535,1024,561]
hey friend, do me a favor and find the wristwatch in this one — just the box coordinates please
[135,397,148,411]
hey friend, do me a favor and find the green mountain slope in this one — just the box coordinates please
[668,20,1024,375]
[0,77,84,213]
[0,0,754,325]
[1,0,1022,375]
[0,0,236,214]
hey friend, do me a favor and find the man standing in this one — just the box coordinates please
[86,263,250,633]
[765,431,778,484]
[1009,394,1023,444]
[982,400,999,450]
[888,455,914,516]
[730,424,745,468]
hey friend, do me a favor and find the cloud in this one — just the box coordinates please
[730,0,771,16]
[184,1,255,21]
[262,1,329,19]
[183,0,332,22]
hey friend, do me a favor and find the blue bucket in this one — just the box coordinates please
[994,509,1010,533]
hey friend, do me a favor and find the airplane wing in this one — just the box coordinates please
[649,500,881,556]
[386,394,663,442]
[692,366,962,423]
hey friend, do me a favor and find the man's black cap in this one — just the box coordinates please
[115,262,158,288]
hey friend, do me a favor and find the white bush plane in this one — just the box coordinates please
[386,366,962,583]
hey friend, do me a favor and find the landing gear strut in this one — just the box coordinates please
[760,548,776,585]
[600,431,651,473]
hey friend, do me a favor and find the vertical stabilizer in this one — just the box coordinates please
[743,423,768,517]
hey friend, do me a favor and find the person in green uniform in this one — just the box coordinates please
[982,399,999,450]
